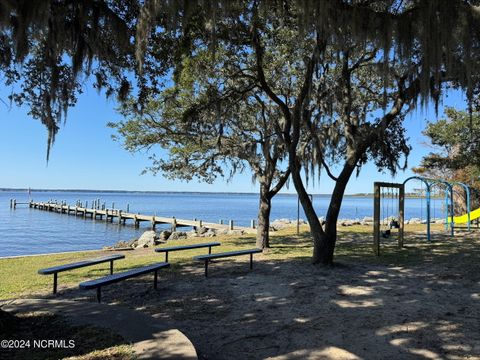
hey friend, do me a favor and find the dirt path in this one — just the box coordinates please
[58,230,480,359]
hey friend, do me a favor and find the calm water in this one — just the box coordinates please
[0,190,446,257]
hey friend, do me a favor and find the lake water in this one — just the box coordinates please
[0,190,446,257]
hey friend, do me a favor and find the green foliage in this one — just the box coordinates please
[414,108,480,189]
[112,38,289,186]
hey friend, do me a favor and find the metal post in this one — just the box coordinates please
[373,183,381,256]
[250,253,253,270]
[110,261,114,275]
[444,189,449,231]
[53,273,58,294]
[399,185,405,248]
[450,187,455,236]
[466,187,471,231]
[426,186,431,242]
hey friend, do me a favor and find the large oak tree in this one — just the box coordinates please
[3,0,480,264]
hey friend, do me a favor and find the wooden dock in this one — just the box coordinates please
[25,201,255,233]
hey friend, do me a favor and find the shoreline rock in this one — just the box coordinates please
[136,230,164,248]
[268,217,441,228]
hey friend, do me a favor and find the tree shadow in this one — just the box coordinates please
[0,309,131,360]
[15,227,480,360]
[49,229,480,360]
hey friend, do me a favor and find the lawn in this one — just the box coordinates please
[2,223,479,359]
[0,222,461,300]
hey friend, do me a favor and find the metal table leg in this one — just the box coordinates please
[53,273,58,294]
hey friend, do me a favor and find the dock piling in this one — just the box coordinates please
[27,201,248,234]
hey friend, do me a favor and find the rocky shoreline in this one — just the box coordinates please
[270,216,445,229]
[105,216,444,250]
[104,226,247,250]
[334,216,446,227]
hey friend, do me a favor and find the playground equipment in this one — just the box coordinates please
[445,181,480,226]
[373,176,475,255]
[373,182,404,256]
[380,186,401,238]
[450,208,480,223]
[448,181,471,229]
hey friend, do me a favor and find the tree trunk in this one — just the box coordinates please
[256,184,272,249]
[288,161,330,263]
[316,162,357,264]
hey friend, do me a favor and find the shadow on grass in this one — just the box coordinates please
[48,227,480,359]
[4,225,480,359]
[0,310,132,360]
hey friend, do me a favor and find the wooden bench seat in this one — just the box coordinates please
[194,248,262,277]
[155,242,221,262]
[38,254,125,294]
[79,262,170,302]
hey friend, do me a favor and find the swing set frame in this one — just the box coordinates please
[373,182,405,256]
[374,176,468,256]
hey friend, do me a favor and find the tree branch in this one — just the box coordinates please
[268,168,291,198]
[251,24,292,132]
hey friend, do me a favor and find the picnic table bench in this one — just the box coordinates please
[79,262,170,302]
[194,248,262,277]
[38,254,125,294]
[155,242,221,262]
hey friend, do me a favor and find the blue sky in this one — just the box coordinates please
[0,83,468,194]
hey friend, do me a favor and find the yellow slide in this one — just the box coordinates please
[449,208,480,224]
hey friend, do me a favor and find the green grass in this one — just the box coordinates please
[0,234,261,300]
[1,222,475,300]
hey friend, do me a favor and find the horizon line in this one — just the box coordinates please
[0,187,374,196]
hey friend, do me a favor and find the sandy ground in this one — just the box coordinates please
[54,229,480,360]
